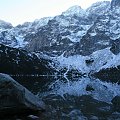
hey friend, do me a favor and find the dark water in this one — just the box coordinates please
[9,75,120,119]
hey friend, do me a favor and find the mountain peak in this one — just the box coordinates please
[111,0,120,9]
[0,20,13,29]
[86,1,110,20]
[88,1,110,9]
[62,5,86,17]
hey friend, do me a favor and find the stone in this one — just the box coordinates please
[85,59,94,65]
[28,115,39,120]
[0,73,45,118]
[111,96,120,112]
[86,85,94,91]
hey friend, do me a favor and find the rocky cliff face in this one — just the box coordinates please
[0,1,110,56]
[67,0,120,56]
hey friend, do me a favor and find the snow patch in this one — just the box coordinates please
[53,53,89,73]
[53,47,120,74]
[15,36,28,48]
[62,5,87,17]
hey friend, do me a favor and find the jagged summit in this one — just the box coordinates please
[86,1,110,20]
[87,1,110,14]
[0,20,13,29]
[16,17,52,29]
[62,5,86,17]
[111,0,120,8]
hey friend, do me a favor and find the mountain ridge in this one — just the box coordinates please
[0,0,120,79]
[0,1,111,52]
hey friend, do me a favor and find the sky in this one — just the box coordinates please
[0,0,111,26]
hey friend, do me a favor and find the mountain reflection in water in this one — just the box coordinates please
[11,75,120,120]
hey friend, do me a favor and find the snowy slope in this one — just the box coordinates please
[53,47,120,74]
[53,53,88,73]
[100,52,120,70]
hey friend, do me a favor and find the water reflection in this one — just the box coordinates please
[12,75,120,102]
[12,75,70,94]
[11,75,120,119]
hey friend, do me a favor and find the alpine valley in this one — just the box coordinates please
[1,0,120,119]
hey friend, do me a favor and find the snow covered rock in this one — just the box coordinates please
[62,5,86,17]
[0,20,13,30]
[53,47,120,80]
[111,0,120,9]
[110,39,120,55]
[86,1,110,20]
[24,0,120,57]
[0,4,92,55]
[0,73,45,117]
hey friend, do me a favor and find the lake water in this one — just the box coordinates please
[9,75,120,119]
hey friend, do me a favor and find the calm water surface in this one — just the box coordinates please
[9,75,120,120]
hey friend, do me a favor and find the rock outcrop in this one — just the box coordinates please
[112,96,120,112]
[0,73,45,118]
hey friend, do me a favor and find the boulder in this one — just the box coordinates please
[0,73,45,118]
[86,85,95,91]
[111,96,120,112]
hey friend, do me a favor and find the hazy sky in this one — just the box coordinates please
[0,0,111,26]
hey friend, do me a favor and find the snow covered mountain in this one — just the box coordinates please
[0,17,53,48]
[86,1,110,21]
[0,20,13,30]
[67,0,120,56]
[0,0,120,79]
[0,1,110,55]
